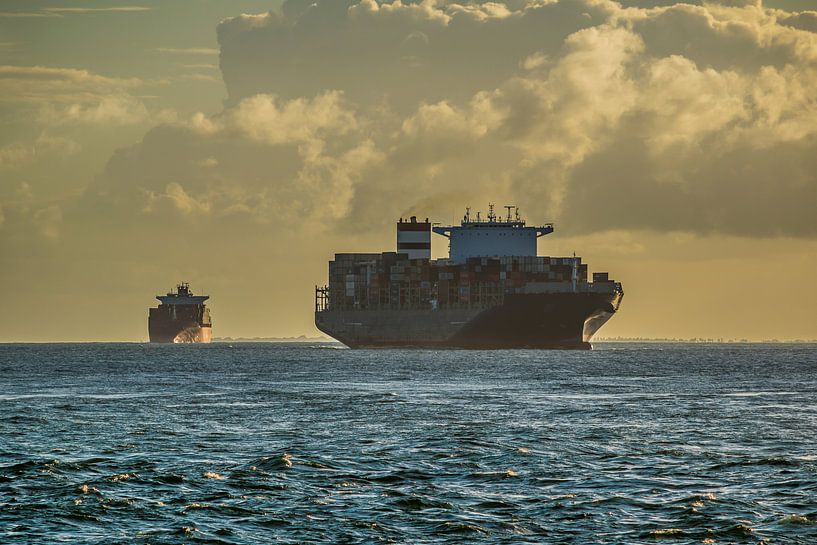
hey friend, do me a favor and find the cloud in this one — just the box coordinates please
[177,73,220,82]
[178,63,219,70]
[34,132,82,156]
[156,47,219,55]
[0,6,150,18]
[626,2,817,71]
[0,12,62,18]
[64,0,815,240]
[142,182,212,216]
[0,181,66,243]
[777,11,817,33]
[216,0,615,111]
[229,92,357,145]
[55,95,151,125]
[0,65,139,83]
[42,6,151,13]
[32,205,63,239]
[0,132,80,169]
[34,94,177,127]
[0,142,32,168]
[0,65,143,103]
[82,91,380,224]
[0,65,173,129]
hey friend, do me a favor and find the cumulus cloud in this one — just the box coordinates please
[51,95,152,125]
[0,65,174,130]
[142,182,212,216]
[216,0,614,111]
[0,182,65,243]
[85,91,381,224]
[229,92,357,145]
[0,142,33,168]
[63,0,817,241]
[777,11,817,33]
[0,132,80,169]
[32,205,63,239]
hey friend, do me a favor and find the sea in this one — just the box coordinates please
[1,342,816,544]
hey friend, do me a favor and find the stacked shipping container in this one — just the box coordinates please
[326,252,600,312]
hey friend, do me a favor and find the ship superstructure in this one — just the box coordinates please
[315,206,623,349]
[433,205,553,263]
[148,282,212,343]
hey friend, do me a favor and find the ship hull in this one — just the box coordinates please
[315,292,622,349]
[148,322,212,344]
[148,307,212,344]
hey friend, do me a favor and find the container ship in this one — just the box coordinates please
[148,282,212,343]
[315,205,623,349]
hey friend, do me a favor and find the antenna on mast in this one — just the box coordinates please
[504,205,515,222]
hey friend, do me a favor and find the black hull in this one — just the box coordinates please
[148,306,212,344]
[316,291,622,349]
[148,322,212,343]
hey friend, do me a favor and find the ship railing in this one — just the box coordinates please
[315,301,499,312]
[315,285,330,312]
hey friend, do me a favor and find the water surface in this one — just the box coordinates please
[1,343,816,543]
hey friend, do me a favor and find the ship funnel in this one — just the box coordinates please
[397,216,431,260]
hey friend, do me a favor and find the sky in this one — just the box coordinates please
[1,0,816,342]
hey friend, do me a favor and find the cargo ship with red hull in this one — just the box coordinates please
[148,282,212,343]
[315,206,623,349]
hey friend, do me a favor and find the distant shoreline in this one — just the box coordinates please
[594,338,817,344]
[0,338,815,345]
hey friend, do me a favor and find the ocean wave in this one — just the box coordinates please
[3,343,817,543]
